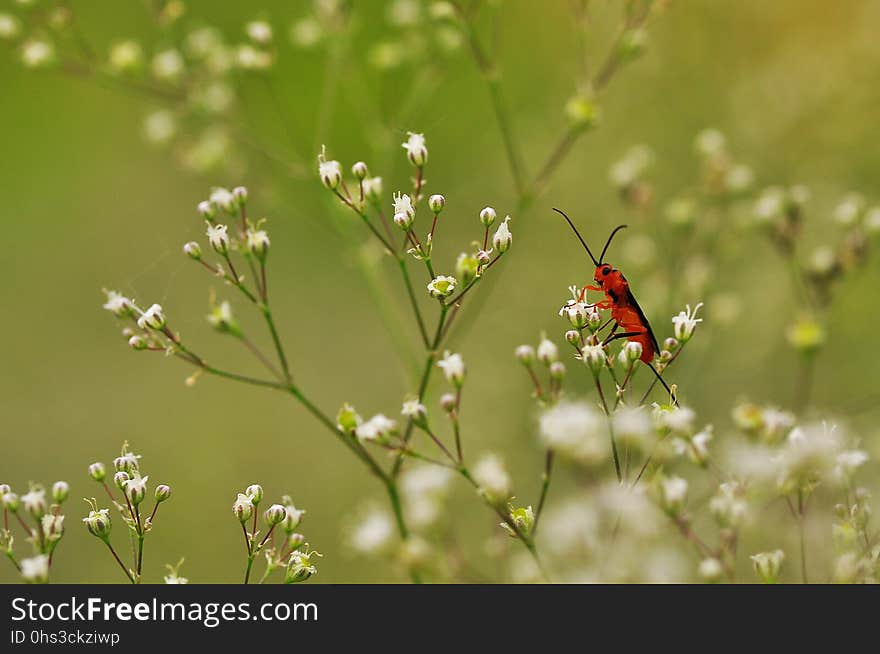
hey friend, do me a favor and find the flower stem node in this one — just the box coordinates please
[402,132,428,167]
[428,194,445,214]
[492,216,512,253]
[183,241,202,260]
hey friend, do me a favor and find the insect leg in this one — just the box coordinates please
[601,331,642,346]
[645,362,679,407]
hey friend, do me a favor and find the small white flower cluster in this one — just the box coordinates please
[693,128,755,198]
[2,481,68,583]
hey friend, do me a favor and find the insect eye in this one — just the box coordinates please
[602,267,611,276]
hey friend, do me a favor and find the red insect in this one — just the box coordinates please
[553,207,676,401]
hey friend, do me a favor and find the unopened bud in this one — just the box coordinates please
[515,345,536,365]
[549,361,566,381]
[183,241,202,260]
[52,481,70,503]
[128,335,148,351]
[198,200,216,221]
[88,463,106,482]
[439,393,457,413]
[351,161,368,180]
[232,186,248,205]
[479,206,496,227]
[537,337,559,365]
[565,330,582,347]
[428,194,445,213]
[154,484,172,503]
[83,508,112,541]
[113,471,130,490]
[245,484,264,505]
[751,550,784,584]
[232,493,254,523]
[264,503,286,526]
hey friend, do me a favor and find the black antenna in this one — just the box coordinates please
[599,224,628,264]
[553,207,598,266]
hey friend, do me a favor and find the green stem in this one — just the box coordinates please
[398,257,430,348]
[533,450,555,533]
[106,541,136,584]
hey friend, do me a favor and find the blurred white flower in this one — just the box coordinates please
[539,401,607,466]
[349,509,394,555]
[472,453,511,504]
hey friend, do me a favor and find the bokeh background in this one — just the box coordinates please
[2,0,879,582]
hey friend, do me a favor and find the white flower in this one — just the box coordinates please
[612,407,653,452]
[103,290,133,317]
[753,186,785,223]
[0,13,22,40]
[235,44,273,70]
[392,192,415,218]
[245,20,273,45]
[560,301,593,329]
[164,573,189,584]
[207,300,239,334]
[472,454,511,504]
[427,275,457,299]
[349,509,394,554]
[137,304,165,330]
[539,401,607,466]
[209,187,236,213]
[657,406,696,435]
[835,450,868,482]
[492,216,512,253]
[109,40,143,73]
[689,425,713,464]
[290,17,323,49]
[20,555,49,583]
[535,336,559,365]
[699,557,724,582]
[401,131,427,166]
[21,488,47,517]
[694,128,726,158]
[401,464,454,499]
[515,344,536,365]
[401,398,427,422]
[671,303,703,342]
[437,351,465,385]
[206,223,230,255]
[362,176,383,201]
[709,482,747,528]
[143,110,176,145]
[658,476,688,513]
[151,49,185,81]
[622,341,643,363]
[751,550,784,583]
[233,493,255,523]
[124,475,149,506]
[246,229,270,259]
[833,192,865,226]
[355,414,397,442]
[318,149,342,190]
[479,206,497,227]
[581,344,607,373]
[21,39,54,68]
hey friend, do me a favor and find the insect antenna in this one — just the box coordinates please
[599,224,628,264]
[552,207,598,266]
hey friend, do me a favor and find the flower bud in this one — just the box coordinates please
[198,200,216,221]
[113,471,130,491]
[473,454,511,506]
[510,505,535,535]
[22,489,47,519]
[515,345,536,365]
[2,492,20,512]
[183,241,202,260]
[137,304,166,331]
[124,476,149,506]
[264,503,286,526]
[401,132,427,166]
[245,484,264,505]
[751,550,784,584]
[623,341,643,363]
[363,177,383,202]
[428,194,445,213]
[318,154,342,190]
[492,216,513,253]
[246,229,270,261]
[282,505,305,533]
[394,211,414,231]
[336,403,362,434]
[206,223,230,256]
[84,506,112,540]
[439,393,457,413]
[549,361,566,381]
[664,337,679,352]
[233,493,255,523]
[88,463,106,482]
[351,161,368,180]
[537,337,559,365]
[128,335,148,351]
[581,344,606,374]
[401,398,428,424]
[564,93,600,127]
[154,484,172,503]
[476,249,491,266]
[52,481,70,503]
[565,330,582,347]
[232,185,248,205]
[562,302,589,329]
[479,206,496,227]
[0,484,9,496]
[786,317,825,357]
[455,253,479,287]
[287,533,305,551]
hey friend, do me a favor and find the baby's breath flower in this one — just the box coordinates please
[439,393,456,413]
[492,216,513,253]
[349,161,368,181]
[151,49,185,81]
[264,503,286,526]
[52,481,69,503]
[699,557,724,583]
[317,147,342,190]
[402,132,428,166]
[245,20,273,45]
[108,40,143,74]
[232,493,255,523]
[285,547,321,583]
[694,128,726,158]
[833,192,865,226]
[671,303,703,342]
[515,344,536,365]
[437,351,465,386]
[472,454,511,505]
[282,504,305,533]
[709,482,747,528]
[209,187,236,213]
[835,450,869,482]
[290,17,323,48]
[207,300,240,334]
[401,398,427,424]
[355,414,397,442]
[657,476,688,514]
[612,407,653,452]
[622,341,643,363]
[564,330,582,347]
[124,475,149,506]
[336,403,362,433]
[539,401,607,466]
[656,405,696,436]
[349,509,394,555]
[183,241,202,260]
[363,176,383,202]
[235,44,273,70]
[206,223,230,255]
[245,229,270,261]
[83,507,112,541]
[688,426,713,465]
[21,39,55,68]
[137,304,165,330]
[114,451,140,473]
[113,471,129,491]
[2,492,19,512]
[22,488,47,518]
[103,290,134,318]
[549,361,566,381]
[143,110,177,146]
[751,550,784,584]
[564,93,599,128]
[560,301,590,329]
[537,335,559,365]
[581,344,607,374]
[428,194,445,213]
[245,484,264,505]
[20,555,50,584]
[427,275,457,299]
[479,206,497,227]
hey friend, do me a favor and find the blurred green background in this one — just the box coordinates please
[2,0,879,583]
